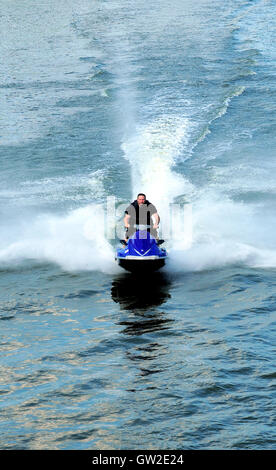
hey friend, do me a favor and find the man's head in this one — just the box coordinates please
[137,193,146,205]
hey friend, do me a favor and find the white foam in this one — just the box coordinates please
[165,190,276,272]
[168,240,276,273]
[0,205,119,273]
[121,115,195,233]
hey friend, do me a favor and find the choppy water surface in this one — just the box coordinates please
[1,0,276,449]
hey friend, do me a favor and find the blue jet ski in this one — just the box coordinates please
[116,225,167,273]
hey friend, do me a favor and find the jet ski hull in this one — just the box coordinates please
[116,229,167,273]
[117,257,166,273]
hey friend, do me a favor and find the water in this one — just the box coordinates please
[1,0,276,449]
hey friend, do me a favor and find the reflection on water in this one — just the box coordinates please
[111,272,173,384]
[111,272,171,311]
[119,313,173,336]
[111,271,173,337]
[111,272,172,337]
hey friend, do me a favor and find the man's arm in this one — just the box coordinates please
[152,212,160,229]
[124,213,131,228]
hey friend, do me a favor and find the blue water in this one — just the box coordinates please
[1,0,276,449]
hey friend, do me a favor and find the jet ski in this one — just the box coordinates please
[115,225,167,273]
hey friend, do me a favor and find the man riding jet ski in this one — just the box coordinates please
[116,193,167,272]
